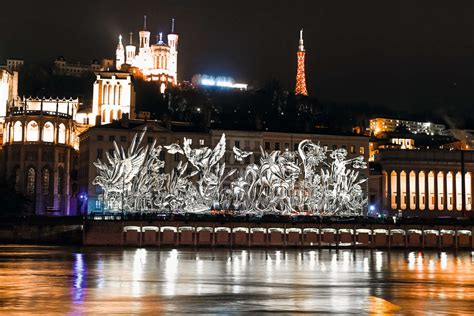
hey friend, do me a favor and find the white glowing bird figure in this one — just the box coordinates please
[233,146,253,162]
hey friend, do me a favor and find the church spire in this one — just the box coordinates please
[143,15,147,30]
[171,18,175,33]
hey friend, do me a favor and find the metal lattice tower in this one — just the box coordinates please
[295,29,308,96]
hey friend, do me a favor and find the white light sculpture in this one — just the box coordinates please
[93,129,368,216]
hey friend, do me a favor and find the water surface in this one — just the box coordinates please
[0,245,473,314]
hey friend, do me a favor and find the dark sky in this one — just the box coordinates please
[1,0,473,108]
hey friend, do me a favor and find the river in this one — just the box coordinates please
[0,245,472,314]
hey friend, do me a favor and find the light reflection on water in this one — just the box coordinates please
[0,246,473,314]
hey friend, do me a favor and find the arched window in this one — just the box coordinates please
[26,167,36,195]
[4,122,9,144]
[102,110,106,123]
[13,121,23,142]
[117,84,121,105]
[112,85,117,105]
[418,171,426,210]
[109,110,114,122]
[58,123,66,144]
[456,172,462,211]
[447,172,454,211]
[26,121,39,142]
[409,171,416,210]
[102,84,108,104]
[437,172,444,210]
[14,167,21,193]
[428,171,435,210]
[117,110,122,120]
[390,171,397,209]
[107,85,112,105]
[400,171,407,210]
[466,172,472,211]
[43,122,54,142]
[42,168,50,195]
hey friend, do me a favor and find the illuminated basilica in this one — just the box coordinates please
[115,16,178,93]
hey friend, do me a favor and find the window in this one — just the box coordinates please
[359,147,365,155]
[235,140,240,149]
[96,149,103,159]
[147,136,153,144]
[95,200,101,209]
[285,143,290,150]
[350,145,355,154]
[26,121,39,141]
[42,169,50,195]
[199,139,205,146]
[43,122,54,142]
[97,135,104,141]
[264,142,270,150]
[58,153,65,163]
[13,122,23,142]
[294,143,298,151]
[333,145,338,150]
[120,136,127,142]
[108,149,114,156]
[26,168,36,195]
[109,135,115,142]
[58,124,66,144]
[174,153,179,162]
[15,168,21,193]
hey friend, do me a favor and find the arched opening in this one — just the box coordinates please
[409,171,416,210]
[437,172,444,210]
[418,171,426,210]
[43,122,54,142]
[400,171,407,210]
[14,167,21,193]
[102,109,106,123]
[112,85,117,104]
[390,171,397,209]
[102,84,108,104]
[466,172,472,211]
[117,84,121,105]
[13,121,22,142]
[447,172,454,211]
[107,85,112,105]
[428,171,435,210]
[117,110,122,120]
[160,83,166,94]
[109,110,114,122]
[58,124,66,144]
[26,167,36,196]
[456,172,462,211]
[26,121,39,142]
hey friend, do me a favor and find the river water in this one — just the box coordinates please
[0,246,473,314]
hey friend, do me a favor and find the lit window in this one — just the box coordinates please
[26,168,36,195]
[13,121,22,142]
[199,139,205,146]
[359,147,365,155]
[26,121,39,142]
[42,169,50,195]
[43,122,54,142]
[58,124,66,144]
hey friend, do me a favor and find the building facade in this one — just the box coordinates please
[373,149,474,218]
[370,118,446,137]
[1,97,80,215]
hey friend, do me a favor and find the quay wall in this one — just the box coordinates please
[84,220,474,250]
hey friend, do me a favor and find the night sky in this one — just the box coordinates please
[1,0,473,109]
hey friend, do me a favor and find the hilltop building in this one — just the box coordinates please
[115,16,179,93]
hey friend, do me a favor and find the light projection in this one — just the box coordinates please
[93,129,368,216]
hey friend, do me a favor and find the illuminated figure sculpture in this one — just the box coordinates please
[93,129,367,216]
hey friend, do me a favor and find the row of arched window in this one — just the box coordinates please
[384,170,473,211]
[6,121,67,144]
[102,83,122,105]
[101,109,122,124]
[154,54,168,70]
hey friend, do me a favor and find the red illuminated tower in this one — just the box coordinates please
[295,29,308,96]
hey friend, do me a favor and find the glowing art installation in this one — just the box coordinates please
[93,129,368,216]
